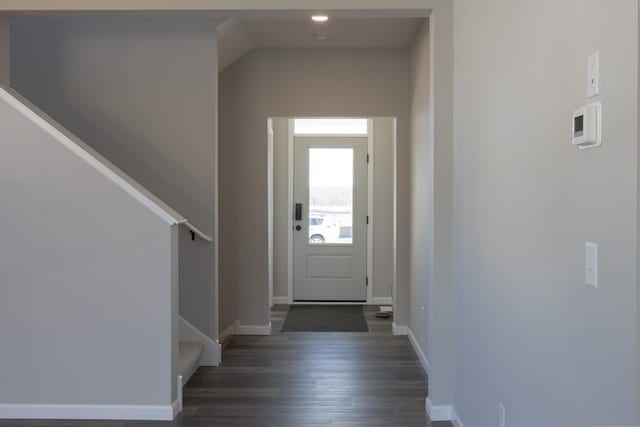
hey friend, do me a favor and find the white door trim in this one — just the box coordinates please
[366,119,374,304]
[213,49,220,343]
[287,119,295,304]
[285,117,373,304]
[267,120,274,308]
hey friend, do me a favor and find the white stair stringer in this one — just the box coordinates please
[178,341,205,386]
[178,316,221,366]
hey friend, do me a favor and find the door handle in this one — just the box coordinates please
[295,203,302,221]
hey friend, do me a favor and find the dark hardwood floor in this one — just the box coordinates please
[0,305,452,427]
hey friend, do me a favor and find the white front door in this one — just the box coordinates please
[293,136,368,302]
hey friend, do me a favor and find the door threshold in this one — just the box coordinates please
[292,300,367,304]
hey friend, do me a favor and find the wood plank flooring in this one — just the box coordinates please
[0,305,452,427]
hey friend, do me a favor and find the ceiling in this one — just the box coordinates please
[238,16,421,48]
[217,16,422,71]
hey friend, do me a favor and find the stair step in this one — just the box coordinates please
[178,341,205,385]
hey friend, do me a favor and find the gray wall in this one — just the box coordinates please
[219,47,410,327]
[0,15,7,84]
[372,118,395,300]
[408,19,431,363]
[217,54,238,333]
[0,0,433,12]
[10,16,221,338]
[270,117,394,301]
[272,118,289,299]
[0,90,176,408]
[407,11,455,410]
[453,1,638,425]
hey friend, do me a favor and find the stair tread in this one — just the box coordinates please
[178,341,205,385]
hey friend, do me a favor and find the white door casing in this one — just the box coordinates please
[292,136,368,302]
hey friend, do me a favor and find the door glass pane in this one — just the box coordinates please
[309,148,353,244]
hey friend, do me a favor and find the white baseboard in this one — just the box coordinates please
[172,399,180,418]
[271,296,289,304]
[371,297,393,305]
[219,322,236,342]
[451,407,465,427]
[392,322,408,335]
[0,403,175,421]
[235,321,272,335]
[407,328,430,375]
[425,397,452,422]
[175,375,183,415]
[178,316,221,366]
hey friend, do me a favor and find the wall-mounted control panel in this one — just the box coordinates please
[572,102,602,150]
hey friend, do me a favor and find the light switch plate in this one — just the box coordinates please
[587,52,600,98]
[585,242,598,288]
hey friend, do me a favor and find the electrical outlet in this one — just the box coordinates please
[498,403,506,427]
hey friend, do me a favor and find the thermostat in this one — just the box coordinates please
[572,102,602,150]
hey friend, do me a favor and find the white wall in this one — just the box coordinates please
[270,117,394,302]
[0,14,8,84]
[453,1,638,425]
[220,47,410,327]
[10,16,221,339]
[0,88,177,416]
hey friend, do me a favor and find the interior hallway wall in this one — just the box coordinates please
[408,18,431,368]
[272,118,289,300]
[453,1,638,425]
[407,10,455,412]
[372,118,395,301]
[10,16,222,338]
[220,47,410,328]
[638,3,640,423]
[0,15,8,84]
[0,89,178,411]
[270,118,395,302]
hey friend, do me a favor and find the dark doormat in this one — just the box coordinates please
[281,305,369,332]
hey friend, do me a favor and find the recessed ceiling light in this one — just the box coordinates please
[312,15,329,23]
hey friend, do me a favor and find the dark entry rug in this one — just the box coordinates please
[281,305,369,332]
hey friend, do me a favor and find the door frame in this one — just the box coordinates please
[285,118,376,305]
[267,119,274,309]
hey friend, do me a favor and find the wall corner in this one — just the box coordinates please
[0,14,9,85]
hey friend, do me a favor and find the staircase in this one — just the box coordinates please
[0,84,214,421]
[179,341,205,385]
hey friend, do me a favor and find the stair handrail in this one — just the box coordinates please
[183,222,213,243]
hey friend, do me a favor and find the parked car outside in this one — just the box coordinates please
[309,215,340,243]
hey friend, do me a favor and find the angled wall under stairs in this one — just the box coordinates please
[0,86,185,420]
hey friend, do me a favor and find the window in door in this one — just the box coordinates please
[308,147,354,244]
